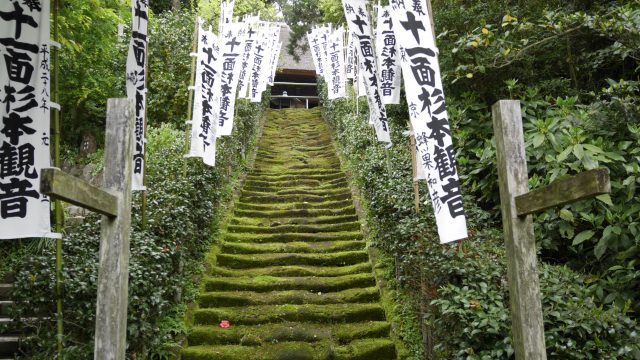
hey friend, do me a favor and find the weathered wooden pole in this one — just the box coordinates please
[492,100,547,359]
[94,98,134,360]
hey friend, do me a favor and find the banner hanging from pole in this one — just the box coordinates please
[126,0,149,191]
[249,32,268,102]
[390,0,467,243]
[327,27,346,100]
[217,23,247,137]
[238,22,260,99]
[307,30,324,77]
[342,0,391,144]
[0,0,56,239]
[376,6,401,104]
[345,31,356,79]
[188,23,220,166]
[268,40,282,86]
[219,0,235,34]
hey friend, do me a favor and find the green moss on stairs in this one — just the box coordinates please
[209,263,372,278]
[198,287,380,307]
[220,239,365,254]
[202,273,375,292]
[188,321,391,346]
[193,303,386,325]
[215,250,369,268]
[182,109,397,359]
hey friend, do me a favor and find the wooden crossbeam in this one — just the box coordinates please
[40,168,118,217]
[516,168,610,216]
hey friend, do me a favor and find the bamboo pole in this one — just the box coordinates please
[141,34,150,229]
[183,15,199,177]
[51,0,64,355]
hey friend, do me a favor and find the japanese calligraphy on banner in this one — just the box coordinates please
[390,0,467,243]
[307,30,324,77]
[342,0,391,144]
[327,27,346,100]
[249,33,268,102]
[345,32,355,79]
[219,0,235,34]
[217,23,247,137]
[254,26,279,101]
[0,0,55,239]
[188,23,220,166]
[126,0,149,191]
[268,40,282,86]
[376,6,401,104]
[238,23,259,99]
[319,26,331,81]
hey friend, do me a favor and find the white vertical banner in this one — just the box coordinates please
[357,65,367,97]
[257,26,279,96]
[269,40,282,86]
[219,0,235,34]
[327,27,346,100]
[126,0,149,191]
[390,0,467,243]
[238,23,259,99]
[0,0,55,239]
[189,25,221,166]
[376,6,402,104]
[249,32,268,102]
[342,0,391,144]
[345,32,356,79]
[319,26,331,81]
[307,30,324,76]
[217,22,247,137]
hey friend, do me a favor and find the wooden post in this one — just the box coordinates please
[94,99,134,360]
[492,100,546,359]
[40,98,135,359]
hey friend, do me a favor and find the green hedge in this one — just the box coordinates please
[319,82,640,359]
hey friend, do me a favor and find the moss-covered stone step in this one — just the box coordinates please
[182,338,396,360]
[202,273,375,293]
[220,240,365,255]
[193,303,386,326]
[250,166,341,174]
[198,286,380,307]
[233,207,356,219]
[245,172,346,182]
[252,162,341,172]
[235,199,354,212]
[242,188,350,198]
[240,192,351,204]
[209,263,372,278]
[230,214,358,226]
[215,250,369,268]
[244,177,347,189]
[187,321,390,346]
[222,231,363,244]
[226,222,360,234]
[243,182,349,194]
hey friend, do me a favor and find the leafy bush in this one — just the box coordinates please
[319,79,640,358]
[10,96,267,359]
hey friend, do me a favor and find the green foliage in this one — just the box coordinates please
[320,78,640,358]
[8,96,268,358]
[276,0,344,61]
[57,0,129,145]
[198,0,280,29]
[147,10,197,129]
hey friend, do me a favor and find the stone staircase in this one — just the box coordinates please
[0,274,18,359]
[181,108,397,359]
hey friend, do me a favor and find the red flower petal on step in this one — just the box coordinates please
[219,320,230,328]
